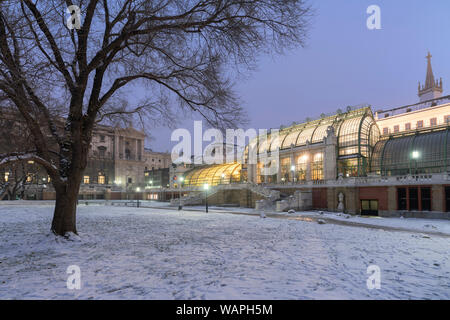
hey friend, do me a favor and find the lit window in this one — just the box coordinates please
[27,160,34,164]
[394,125,400,133]
[98,176,105,185]
[26,174,33,183]
[417,121,423,128]
[405,123,411,131]
[312,153,324,181]
[4,172,9,182]
[84,176,90,184]
[145,172,149,177]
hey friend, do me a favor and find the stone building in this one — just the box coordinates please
[1,119,171,199]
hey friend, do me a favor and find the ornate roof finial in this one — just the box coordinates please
[418,51,443,102]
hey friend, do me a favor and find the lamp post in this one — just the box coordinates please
[411,150,420,175]
[178,177,184,210]
[136,187,141,208]
[204,183,209,213]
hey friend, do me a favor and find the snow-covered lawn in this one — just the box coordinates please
[0,204,449,300]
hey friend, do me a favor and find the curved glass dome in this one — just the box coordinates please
[371,129,450,176]
[183,162,242,187]
[244,107,380,177]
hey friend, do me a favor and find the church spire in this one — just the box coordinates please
[425,52,435,89]
[418,52,443,102]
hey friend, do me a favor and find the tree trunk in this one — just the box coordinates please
[51,180,81,236]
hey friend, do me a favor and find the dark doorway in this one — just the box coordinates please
[445,187,450,212]
[361,200,379,216]
[398,188,407,210]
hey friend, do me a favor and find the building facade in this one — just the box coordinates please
[175,53,450,219]
[0,120,171,200]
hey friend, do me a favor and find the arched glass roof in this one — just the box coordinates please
[245,107,378,157]
[371,129,450,175]
[183,162,242,187]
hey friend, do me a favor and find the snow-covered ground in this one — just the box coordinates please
[0,204,449,299]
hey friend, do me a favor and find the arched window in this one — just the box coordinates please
[312,153,324,181]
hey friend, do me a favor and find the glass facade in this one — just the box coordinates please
[183,163,241,187]
[371,129,450,175]
[246,107,380,180]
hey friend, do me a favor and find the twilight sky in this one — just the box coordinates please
[146,0,450,152]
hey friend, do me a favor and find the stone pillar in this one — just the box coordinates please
[324,126,337,181]
[387,186,397,211]
[290,153,295,182]
[277,159,282,183]
[306,159,312,182]
[432,185,444,212]
[324,144,337,180]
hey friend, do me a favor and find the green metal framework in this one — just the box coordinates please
[245,107,380,177]
[371,128,450,176]
[183,162,242,187]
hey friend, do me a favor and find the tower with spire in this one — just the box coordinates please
[418,52,443,102]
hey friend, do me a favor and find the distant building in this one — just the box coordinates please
[0,117,170,199]
[144,148,171,171]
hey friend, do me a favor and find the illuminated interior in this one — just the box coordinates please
[183,162,242,187]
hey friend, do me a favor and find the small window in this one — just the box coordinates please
[100,135,105,142]
[384,113,389,118]
[383,128,389,135]
[405,123,411,131]
[445,115,450,124]
[430,118,437,126]
[394,125,400,133]
[84,176,90,184]
[417,121,423,129]
[98,175,105,185]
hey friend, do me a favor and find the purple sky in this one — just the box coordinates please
[146,0,450,152]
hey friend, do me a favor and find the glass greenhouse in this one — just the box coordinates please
[371,128,450,176]
[183,162,242,187]
[245,107,380,178]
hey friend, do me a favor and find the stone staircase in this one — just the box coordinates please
[170,183,281,208]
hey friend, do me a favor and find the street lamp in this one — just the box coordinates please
[136,187,141,208]
[204,183,209,213]
[291,165,296,183]
[411,150,420,175]
[178,177,184,210]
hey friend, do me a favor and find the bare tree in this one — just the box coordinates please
[0,0,312,236]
